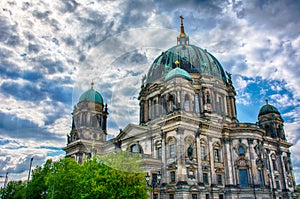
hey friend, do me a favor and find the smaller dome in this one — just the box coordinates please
[164,67,192,82]
[79,83,104,104]
[258,99,280,116]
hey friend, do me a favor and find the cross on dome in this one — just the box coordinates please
[91,80,94,89]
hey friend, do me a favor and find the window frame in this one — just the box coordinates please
[217,174,223,186]
[239,169,249,187]
[170,171,176,183]
[214,148,220,162]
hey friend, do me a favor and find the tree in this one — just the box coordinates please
[26,159,53,199]
[3,151,148,199]
[1,180,26,199]
[79,151,148,199]
[45,158,82,199]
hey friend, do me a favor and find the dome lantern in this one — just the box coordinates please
[177,16,189,45]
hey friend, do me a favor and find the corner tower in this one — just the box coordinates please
[63,81,108,163]
[258,99,286,140]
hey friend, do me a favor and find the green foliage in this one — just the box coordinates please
[97,150,144,173]
[1,180,26,199]
[45,158,82,199]
[26,159,53,199]
[79,151,148,199]
[296,184,300,193]
[2,151,148,199]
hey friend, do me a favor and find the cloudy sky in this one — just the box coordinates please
[0,0,300,184]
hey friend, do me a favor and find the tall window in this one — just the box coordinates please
[239,169,249,187]
[152,173,158,184]
[276,180,280,189]
[192,194,198,199]
[214,149,220,162]
[272,159,278,171]
[258,170,263,187]
[153,100,157,118]
[140,102,145,123]
[201,146,207,161]
[203,173,209,184]
[170,143,175,158]
[206,91,211,104]
[168,95,175,112]
[169,194,174,199]
[184,95,190,111]
[238,146,245,156]
[170,171,176,183]
[157,147,162,159]
[194,94,200,114]
[217,174,223,186]
[153,194,158,199]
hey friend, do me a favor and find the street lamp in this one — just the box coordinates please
[146,171,162,199]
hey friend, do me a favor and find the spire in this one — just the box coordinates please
[91,80,94,89]
[180,15,185,34]
[265,98,268,105]
[177,16,189,45]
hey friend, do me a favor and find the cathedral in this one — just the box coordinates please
[63,17,298,199]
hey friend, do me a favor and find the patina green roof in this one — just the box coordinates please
[258,103,280,116]
[164,67,192,82]
[79,88,103,104]
[146,44,227,84]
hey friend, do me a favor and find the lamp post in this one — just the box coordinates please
[146,172,162,199]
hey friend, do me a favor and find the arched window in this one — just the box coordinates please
[201,146,207,161]
[168,95,175,112]
[130,144,139,153]
[184,94,190,111]
[206,91,211,104]
[153,99,157,118]
[200,138,208,161]
[194,94,200,114]
[272,155,278,171]
[168,137,176,158]
[238,146,246,156]
[214,149,220,162]
[170,143,175,158]
[162,98,167,115]
[155,141,162,159]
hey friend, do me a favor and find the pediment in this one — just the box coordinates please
[115,123,148,140]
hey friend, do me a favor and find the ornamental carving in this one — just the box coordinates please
[256,158,264,168]
[235,156,249,168]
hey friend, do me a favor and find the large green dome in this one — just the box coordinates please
[79,88,104,104]
[146,44,227,84]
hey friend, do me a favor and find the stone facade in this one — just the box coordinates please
[63,19,298,199]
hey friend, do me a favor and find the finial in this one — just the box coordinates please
[175,60,180,67]
[177,16,189,45]
[179,16,185,35]
[180,15,184,25]
[265,98,268,105]
[91,80,94,89]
